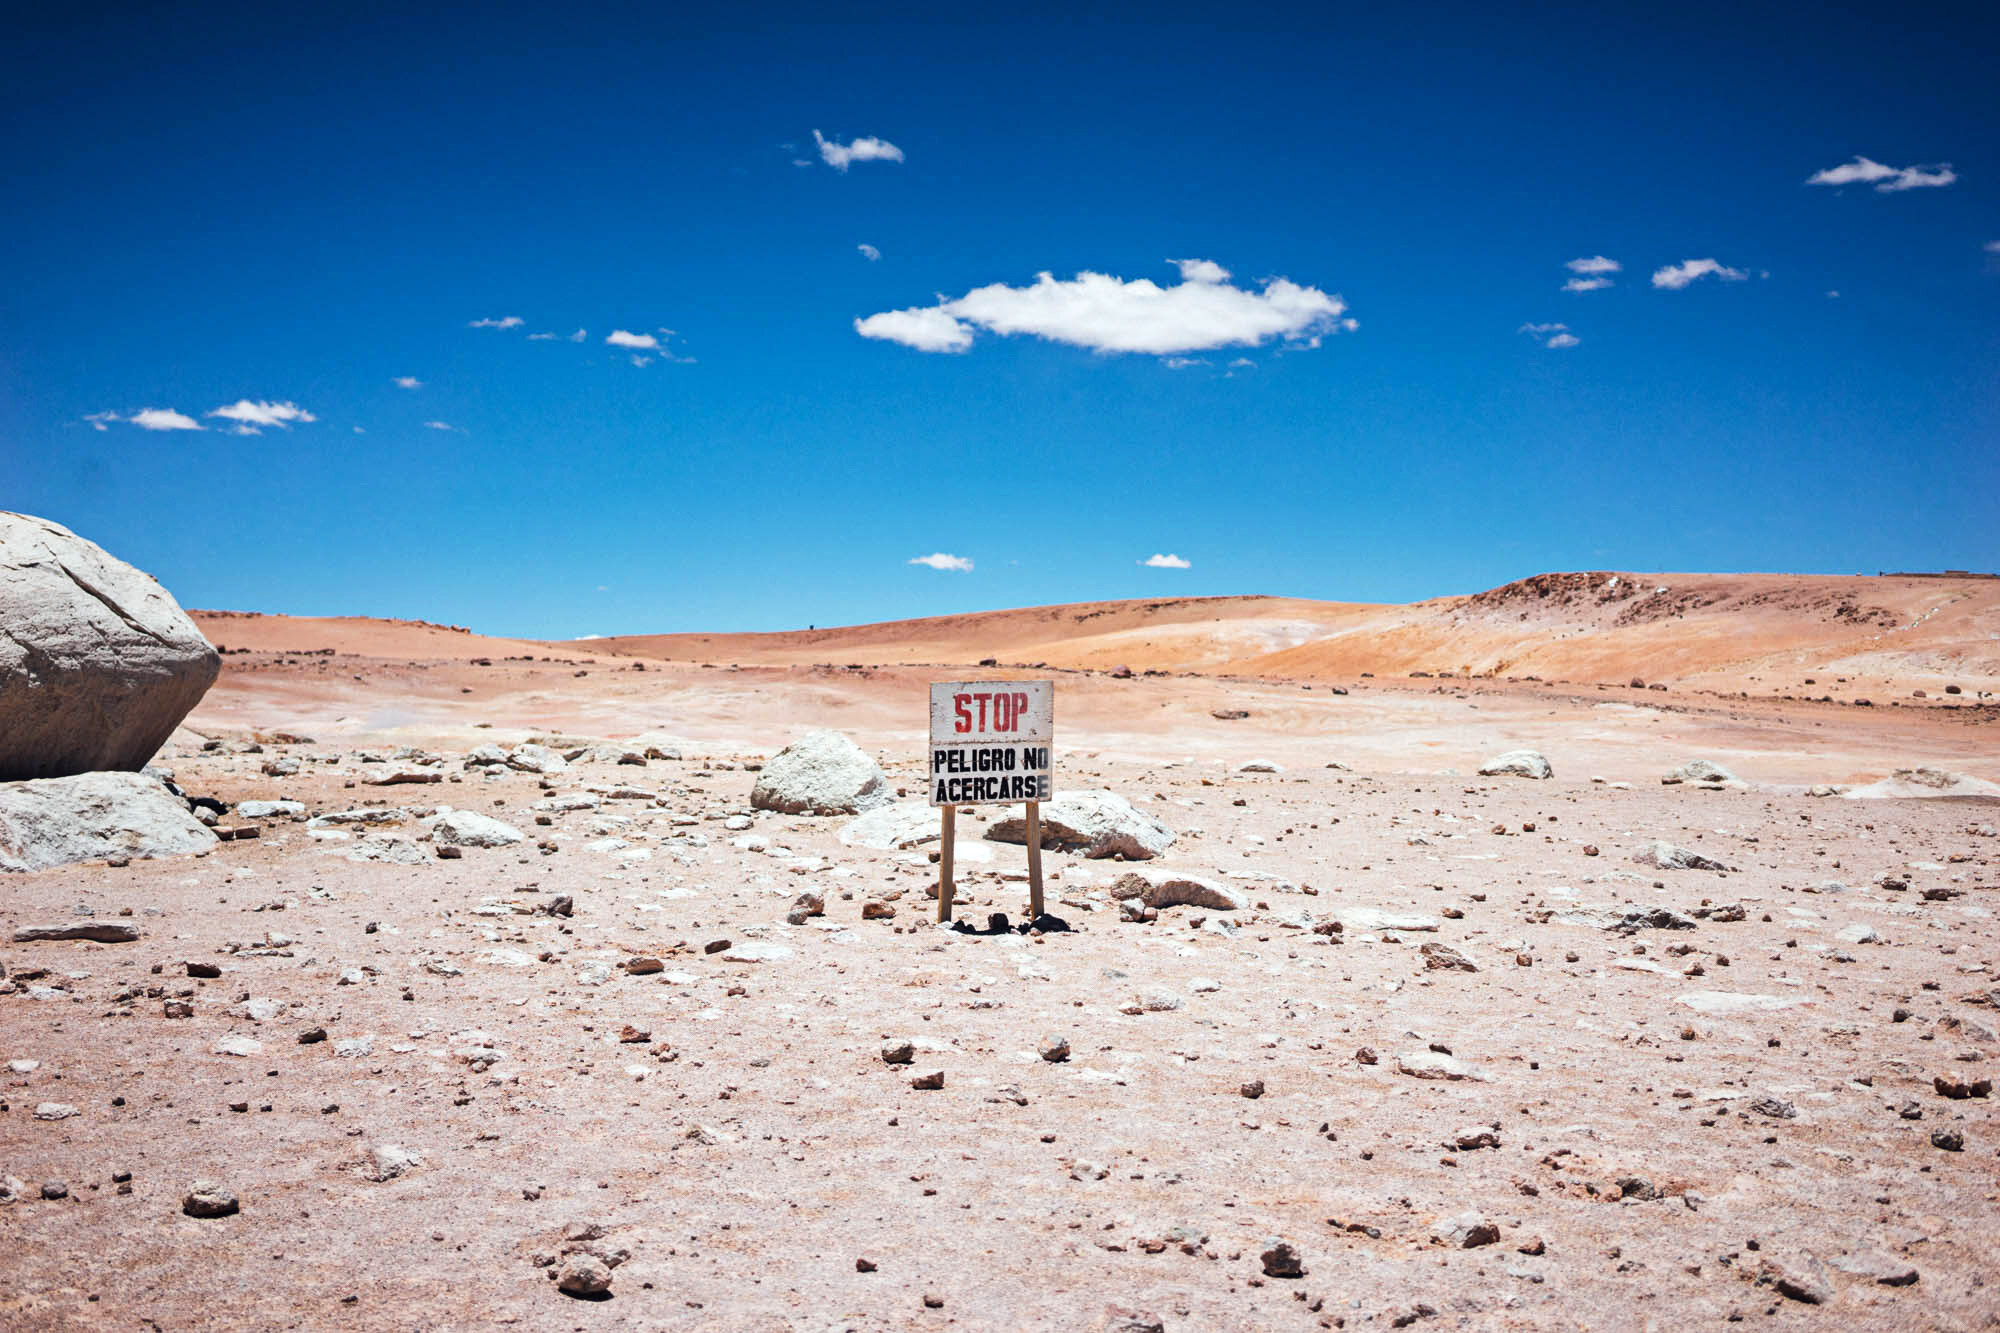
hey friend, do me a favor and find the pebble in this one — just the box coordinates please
[558,1254,612,1296]
[1259,1238,1305,1277]
[910,1070,945,1090]
[34,1102,79,1121]
[881,1040,915,1065]
[182,1181,240,1218]
[1039,1035,1071,1062]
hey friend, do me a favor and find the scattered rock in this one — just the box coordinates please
[1039,1034,1070,1062]
[1259,1238,1305,1277]
[1395,1051,1480,1081]
[910,1070,945,1090]
[0,772,218,873]
[1478,750,1552,780]
[1420,942,1477,972]
[881,1040,915,1065]
[1633,841,1732,872]
[432,809,526,848]
[750,730,891,815]
[12,921,143,943]
[557,1254,612,1296]
[986,790,1175,860]
[1663,759,1741,785]
[366,1144,422,1181]
[182,1181,239,1218]
[1108,868,1246,911]
[1761,1254,1833,1304]
[34,1101,79,1120]
[1436,1210,1499,1248]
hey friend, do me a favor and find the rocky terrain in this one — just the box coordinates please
[4,564,1999,1330]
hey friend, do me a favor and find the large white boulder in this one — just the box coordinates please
[0,771,217,872]
[750,730,891,815]
[984,790,1175,860]
[0,513,219,780]
[1478,749,1552,780]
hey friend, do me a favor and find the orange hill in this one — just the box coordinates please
[194,571,2000,694]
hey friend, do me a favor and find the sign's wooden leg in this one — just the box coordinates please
[937,805,956,923]
[1025,800,1044,922]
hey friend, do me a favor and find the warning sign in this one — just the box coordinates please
[927,681,1054,807]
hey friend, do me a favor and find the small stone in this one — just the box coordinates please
[881,1040,915,1065]
[1761,1254,1833,1304]
[861,900,896,920]
[1437,1210,1499,1248]
[702,939,730,955]
[1933,1074,1991,1100]
[910,1070,945,1090]
[1420,942,1477,972]
[1240,1079,1265,1099]
[1355,1047,1378,1065]
[855,1256,878,1273]
[297,1026,327,1044]
[163,1000,193,1019]
[622,956,663,976]
[557,1254,612,1296]
[1259,1238,1305,1277]
[182,1181,239,1218]
[1039,1035,1071,1063]
[34,1102,78,1121]
[1830,1251,1920,1286]
[1930,1128,1964,1152]
[786,892,825,925]
[923,1292,944,1309]
[41,1181,68,1200]
[1749,1096,1796,1120]
[185,961,221,979]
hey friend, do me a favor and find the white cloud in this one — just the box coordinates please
[128,407,204,431]
[1651,258,1749,290]
[1162,356,1209,369]
[1171,258,1231,284]
[629,355,652,367]
[468,316,524,329]
[1518,322,1578,349]
[909,552,973,572]
[207,400,317,433]
[393,376,422,389]
[1562,276,1613,292]
[856,262,1349,356]
[858,243,881,261]
[606,329,661,350]
[1807,156,1957,192]
[855,305,975,353]
[1566,256,1621,275]
[424,420,456,431]
[1985,240,2000,254]
[1827,290,1841,299]
[1143,553,1191,568]
[83,411,119,431]
[813,129,904,171]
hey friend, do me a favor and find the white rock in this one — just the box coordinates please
[0,512,219,781]
[1478,750,1553,780]
[985,790,1175,860]
[1334,907,1440,932]
[212,1034,263,1057]
[721,941,793,963]
[33,1102,79,1120]
[1238,760,1284,774]
[1107,868,1247,910]
[346,834,427,864]
[237,800,304,818]
[0,771,218,872]
[1395,1050,1482,1080]
[840,801,942,850]
[366,1144,421,1181]
[1837,922,1881,945]
[432,810,525,848]
[1633,841,1732,872]
[505,743,568,775]
[1676,991,1805,1015]
[750,730,891,816]
[1662,759,1742,785]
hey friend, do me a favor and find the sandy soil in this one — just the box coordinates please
[4,577,1998,1331]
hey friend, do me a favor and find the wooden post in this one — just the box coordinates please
[1024,800,1044,922]
[936,804,956,923]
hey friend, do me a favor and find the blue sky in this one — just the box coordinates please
[5,2,1996,637]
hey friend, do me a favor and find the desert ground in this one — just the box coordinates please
[4,571,1998,1331]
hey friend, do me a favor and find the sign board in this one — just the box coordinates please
[927,680,1054,807]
